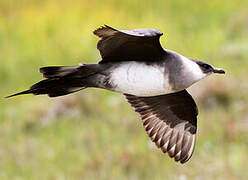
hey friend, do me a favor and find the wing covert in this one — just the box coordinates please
[93,25,166,63]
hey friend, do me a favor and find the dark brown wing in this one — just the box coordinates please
[93,25,166,63]
[125,90,198,164]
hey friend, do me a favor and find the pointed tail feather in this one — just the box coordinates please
[5,89,33,98]
[6,64,98,98]
[6,77,85,98]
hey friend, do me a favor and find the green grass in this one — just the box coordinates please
[1,0,248,179]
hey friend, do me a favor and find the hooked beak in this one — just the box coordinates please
[213,68,225,74]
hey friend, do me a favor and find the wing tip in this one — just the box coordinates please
[152,29,163,37]
[93,25,118,37]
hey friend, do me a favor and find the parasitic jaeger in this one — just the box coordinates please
[6,25,225,163]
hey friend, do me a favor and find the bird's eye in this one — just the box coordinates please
[202,64,211,69]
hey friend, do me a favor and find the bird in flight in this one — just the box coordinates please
[6,25,225,163]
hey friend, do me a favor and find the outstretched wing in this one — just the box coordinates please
[125,90,198,164]
[93,25,166,63]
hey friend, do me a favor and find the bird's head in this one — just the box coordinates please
[192,59,225,75]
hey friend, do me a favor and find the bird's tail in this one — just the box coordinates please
[5,64,99,98]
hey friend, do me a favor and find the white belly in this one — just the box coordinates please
[109,62,173,96]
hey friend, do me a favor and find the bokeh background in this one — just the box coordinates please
[1,0,248,179]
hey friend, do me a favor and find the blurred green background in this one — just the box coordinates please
[1,0,248,179]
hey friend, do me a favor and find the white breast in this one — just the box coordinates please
[109,62,174,96]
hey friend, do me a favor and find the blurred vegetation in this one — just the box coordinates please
[1,0,248,179]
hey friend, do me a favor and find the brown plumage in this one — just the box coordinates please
[6,25,225,164]
[125,90,197,163]
[93,25,165,62]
